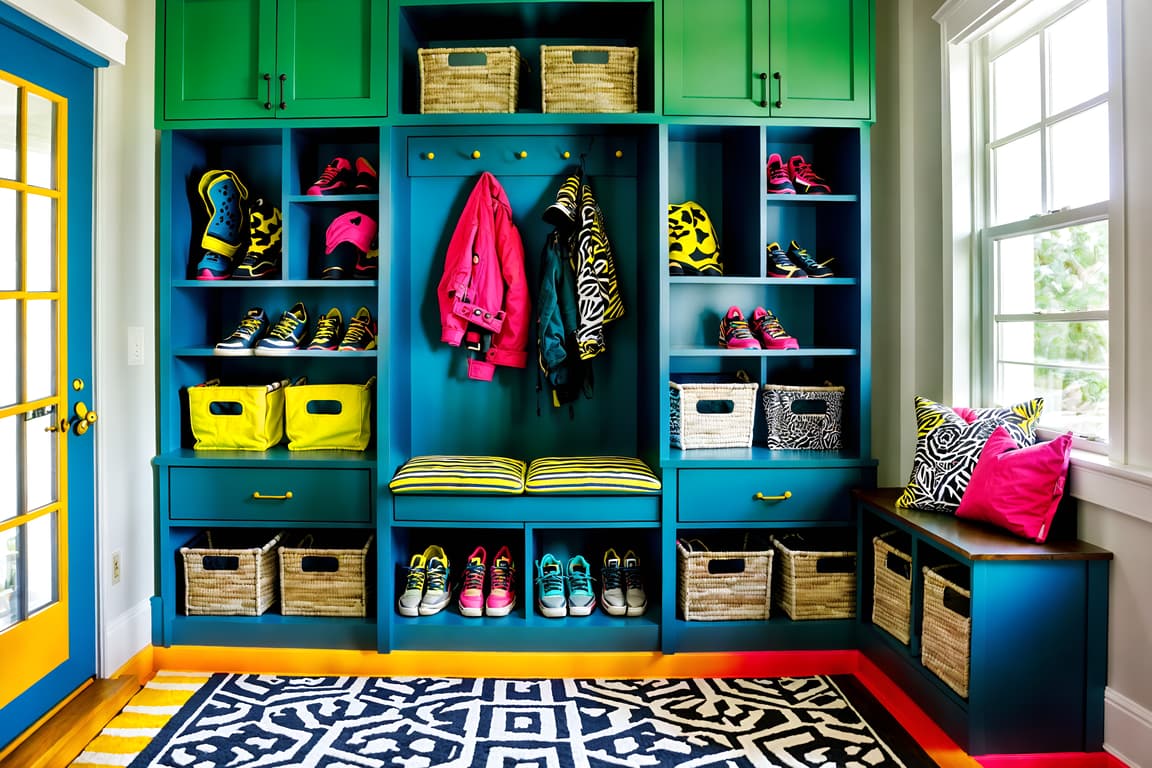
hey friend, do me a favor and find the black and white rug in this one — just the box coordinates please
[128,674,937,767]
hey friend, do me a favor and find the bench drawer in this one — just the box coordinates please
[678,468,865,523]
[169,467,372,523]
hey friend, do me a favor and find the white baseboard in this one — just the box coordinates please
[100,599,152,677]
[1106,686,1152,768]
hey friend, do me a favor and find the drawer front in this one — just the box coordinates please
[678,468,866,523]
[169,468,372,523]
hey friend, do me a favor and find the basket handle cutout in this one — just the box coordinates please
[694,399,735,415]
[790,399,829,416]
[571,50,610,65]
[943,586,971,617]
[301,555,340,573]
[201,555,239,571]
[447,52,488,67]
[306,400,344,415]
[816,555,856,574]
[885,552,911,578]
[707,557,746,575]
[208,401,244,416]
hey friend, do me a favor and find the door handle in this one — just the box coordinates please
[263,73,272,110]
[69,401,98,436]
[774,71,783,109]
[754,491,792,501]
[278,73,287,110]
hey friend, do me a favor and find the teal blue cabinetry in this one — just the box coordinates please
[664,0,873,119]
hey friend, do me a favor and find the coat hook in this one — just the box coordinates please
[425,151,435,160]
[517,150,528,159]
[471,150,481,159]
[562,150,571,159]
[615,149,624,158]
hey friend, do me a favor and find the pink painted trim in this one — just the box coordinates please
[977,754,1129,768]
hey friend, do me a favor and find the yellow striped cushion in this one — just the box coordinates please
[388,455,526,494]
[525,456,661,494]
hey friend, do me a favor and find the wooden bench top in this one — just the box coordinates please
[853,487,1113,562]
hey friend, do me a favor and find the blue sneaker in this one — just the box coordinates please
[306,307,343,351]
[195,169,248,280]
[566,555,595,616]
[214,307,268,356]
[254,302,308,355]
[536,554,567,618]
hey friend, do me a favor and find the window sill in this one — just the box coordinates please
[1069,450,1152,525]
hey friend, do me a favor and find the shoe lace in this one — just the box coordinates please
[342,317,374,345]
[490,559,514,591]
[269,312,303,340]
[602,562,622,591]
[792,159,825,182]
[425,560,448,592]
[404,565,426,592]
[725,317,756,341]
[233,316,263,337]
[755,313,788,339]
[314,315,339,340]
[462,561,485,592]
[767,245,792,266]
[789,245,821,270]
[567,567,593,596]
[315,161,343,185]
[537,565,564,596]
[768,163,790,182]
[623,564,643,591]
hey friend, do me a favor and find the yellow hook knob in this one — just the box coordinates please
[425,151,435,160]
[615,150,624,158]
[562,151,571,159]
[471,150,481,159]
[517,151,528,159]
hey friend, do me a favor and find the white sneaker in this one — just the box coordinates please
[622,550,647,616]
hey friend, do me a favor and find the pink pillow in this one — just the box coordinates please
[956,425,1073,543]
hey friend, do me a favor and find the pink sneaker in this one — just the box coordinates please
[766,153,796,194]
[719,306,762,350]
[750,307,800,350]
[486,546,517,617]
[787,155,832,195]
[458,546,487,617]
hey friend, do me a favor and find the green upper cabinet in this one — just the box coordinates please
[663,0,872,120]
[160,0,387,122]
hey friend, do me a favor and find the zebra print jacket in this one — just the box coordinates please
[438,172,531,381]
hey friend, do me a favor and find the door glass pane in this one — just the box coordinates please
[24,299,55,402]
[0,78,14,181]
[26,513,55,613]
[992,35,1040,140]
[0,527,18,630]
[1050,104,1109,210]
[24,412,57,513]
[0,300,14,407]
[1048,0,1107,115]
[0,415,16,522]
[25,194,55,292]
[996,222,1109,314]
[0,188,14,291]
[993,132,1042,223]
[25,92,55,190]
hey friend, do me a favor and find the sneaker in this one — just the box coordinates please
[750,306,800,350]
[338,306,378,351]
[232,199,283,279]
[306,307,343,351]
[307,157,354,196]
[213,307,268,356]
[767,153,796,194]
[458,546,487,618]
[397,552,426,617]
[719,306,761,350]
[419,545,451,616]
[536,554,567,618]
[566,555,596,616]
[195,169,249,279]
[621,550,648,616]
[600,548,627,616]
[353,156,378,193]
[486,545,517,617]
[787,240,835,278]
[254,302,309,355]
[322,211,378,279]
[766,241,807,279]
[788,155,832,194]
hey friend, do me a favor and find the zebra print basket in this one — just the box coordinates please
[760,384,845,450]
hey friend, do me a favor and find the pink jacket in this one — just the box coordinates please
[438,172,531,381]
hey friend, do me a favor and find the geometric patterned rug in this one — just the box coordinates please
[120,673,939,767]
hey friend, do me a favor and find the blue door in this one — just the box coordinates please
[0,4,105,750]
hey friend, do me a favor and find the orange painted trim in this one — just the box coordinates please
[112,644,156,686]
[976,755,1131,768]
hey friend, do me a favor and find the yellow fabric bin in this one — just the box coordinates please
[285,377,375,451]
[187,381,286,451]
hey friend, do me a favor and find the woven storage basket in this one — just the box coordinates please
[541,45,638,113]
[771,533,857,620]
[669,381,758,449]
[922,564,972,698]
[419,46,522,113]
[871,532,912,644]
[280,533,373,617]
[676,536,773,620]
[181,530,282,616]
[760,384,845,450]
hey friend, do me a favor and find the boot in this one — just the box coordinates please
[232,198,283,279]
[194,169,248,280]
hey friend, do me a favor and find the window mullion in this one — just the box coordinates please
[1039,25,1051,214]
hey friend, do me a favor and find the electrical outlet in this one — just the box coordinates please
[127,326,145,366]
[111,551,121,585]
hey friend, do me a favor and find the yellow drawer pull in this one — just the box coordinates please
[754,491,792,501]
[252,491,293,500]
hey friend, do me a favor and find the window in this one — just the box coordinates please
[978,0,1111,444]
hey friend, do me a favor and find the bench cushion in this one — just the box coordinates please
[525,456,661,494]
[389,455,526,494]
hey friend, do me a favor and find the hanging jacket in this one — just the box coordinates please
[438,171,531,382]
[537,229,588,407]
[543,171,623,362]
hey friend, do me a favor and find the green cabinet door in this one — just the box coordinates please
[663,0,772,118]
[768,0,872,119]
[162,0,278,120]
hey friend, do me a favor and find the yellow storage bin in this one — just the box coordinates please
[285,377,375,451]
[187,379,287,451]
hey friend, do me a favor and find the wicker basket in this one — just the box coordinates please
[760,384,845,450]
[181,530,282,616]
[771,533,857,620]
[419,47,522,113]
[676,536,773,621]
[922,564,972,698]
[280,533,373,617]
[669,381,758,449]
[871,532,912,644]
[541,45,638,113]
